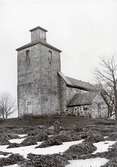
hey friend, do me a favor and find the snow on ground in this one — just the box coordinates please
[104,136,108,139]
[17,134,27,138]
[0,140,83,159]
[66,158,109,167]
[0,154,11,158]
[93,140,116,154]
[4,164,19,167]
[1,139,115,167]
[9,138,26,144]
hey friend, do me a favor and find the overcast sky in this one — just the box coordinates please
[0,0,116,100]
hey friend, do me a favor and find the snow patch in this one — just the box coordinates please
[17,134,27,138]
[0,154,11,158]
[93,140,116,154]
[0,140,83,158]
[4,164,19,167]
[9,138,26,144]
[104,136,108,139]
[66,158,109,167]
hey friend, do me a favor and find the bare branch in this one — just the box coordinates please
[95,56,117,118]
[0,93,16,119]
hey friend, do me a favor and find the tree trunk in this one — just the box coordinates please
[113,84,117,119]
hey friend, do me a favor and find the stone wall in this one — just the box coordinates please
[66,94,108,118]
[39,44,61,115]
[17,43,61,117]
[91,94,108,118]
[66,87,78,104]
[58,76,67,113]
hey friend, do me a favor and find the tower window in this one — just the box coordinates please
[48,50,52,64]
[26,50,30,65]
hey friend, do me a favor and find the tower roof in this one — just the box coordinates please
[16,26,61,52]
[29,26,48,32]
[16,40,62,52]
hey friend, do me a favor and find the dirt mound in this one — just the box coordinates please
[27,127,47,137]
[20,136,38,146]
[58,130,81,141]
[63,142,96,160]
[0,154,24,166]
[105,142,117,159]
[95,119,116,125]
[0,135,10,145]
[37,137,62,148]
[7,143,20,148]
[81,130,104,143]
[47,126,55,135]
[108,132,117,140]
[55,134,72,142]
[37,129,83,148]
[101,158,117,167]
[20,132,48,146]
[19,153,68,167]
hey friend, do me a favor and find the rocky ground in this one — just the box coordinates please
[0,116,116,166]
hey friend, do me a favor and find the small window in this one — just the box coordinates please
[26,50,30,65]
[48,50,52,64]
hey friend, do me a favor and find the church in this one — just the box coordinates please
[17,26,108,118]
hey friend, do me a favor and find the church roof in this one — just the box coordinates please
[16,40,61,52]
[67,92,98,107]
[58,72,95,91]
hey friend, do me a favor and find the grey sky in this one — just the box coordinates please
[0,0,116,99]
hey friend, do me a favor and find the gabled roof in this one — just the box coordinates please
[58,72,95,91]
[16,40,61,52]
[30,26,48,32]
[67,92,98,107]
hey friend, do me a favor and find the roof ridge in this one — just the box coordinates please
[58,72,73,85]
[16,41,61,52]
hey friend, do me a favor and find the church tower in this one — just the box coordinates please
[17,26,61,116]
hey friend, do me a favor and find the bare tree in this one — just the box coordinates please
[95,56,117,119]
[100,89,114,117]
[0,93,16,119]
